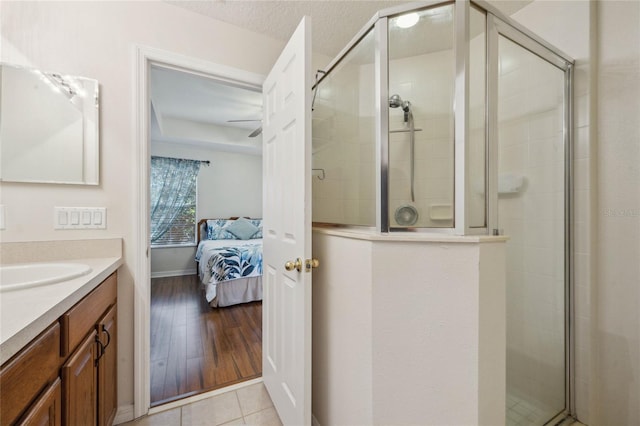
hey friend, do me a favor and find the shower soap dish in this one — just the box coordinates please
[429,204,453,221]
[498,173,524,194]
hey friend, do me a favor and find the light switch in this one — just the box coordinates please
[82,211,92,225]
[58,211,69,225]
[93,211,103,225]
[55,207,106,229]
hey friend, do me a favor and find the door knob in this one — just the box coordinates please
[285,258,303,272]
[305,258,319,272]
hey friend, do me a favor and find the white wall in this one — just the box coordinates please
[311,232,373,425]
[311,230,506,425]
[0,0,286,415]
[149,141,262,277]
[595,1,640,424]
[513,1,640,424]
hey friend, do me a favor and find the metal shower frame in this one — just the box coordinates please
[315,0,575,420]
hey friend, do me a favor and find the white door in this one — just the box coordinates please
[262,16,313,426]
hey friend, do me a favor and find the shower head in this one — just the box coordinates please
[389,94,411,112]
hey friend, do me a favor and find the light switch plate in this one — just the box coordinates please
[54,207,106,229]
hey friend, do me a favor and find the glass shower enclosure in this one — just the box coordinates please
[312,1,574,424]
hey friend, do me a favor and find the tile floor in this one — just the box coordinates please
[123,382,282,426]
[126,382,588,426]
[506,393,549,426]
[506,393,586,426]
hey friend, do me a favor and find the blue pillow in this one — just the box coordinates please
[207,219,237,240]
[224,217,259,240]
[249,219,263,239]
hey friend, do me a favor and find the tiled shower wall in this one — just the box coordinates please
[386,50,455,228]
[510,2,594,422]
[312,35,376,226]
[497,37,566,419]
[312,46,457,229]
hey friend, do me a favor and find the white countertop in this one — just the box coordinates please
[0,256,122,365]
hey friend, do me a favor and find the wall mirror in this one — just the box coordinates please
[0,63,99,185]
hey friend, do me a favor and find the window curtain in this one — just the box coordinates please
[150,156,201,244]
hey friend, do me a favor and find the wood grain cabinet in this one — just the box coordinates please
[0,272,117,426]
[63,331,99,426]
[96,305,117,426]
[20,378,63,426]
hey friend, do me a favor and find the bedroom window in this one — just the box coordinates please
[150,156,203,246]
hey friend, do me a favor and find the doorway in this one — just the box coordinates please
[133,46,268,416]
[136,18,315,423]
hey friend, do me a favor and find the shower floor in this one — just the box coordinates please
[506,393,553,426]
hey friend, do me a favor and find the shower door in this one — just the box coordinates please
[493,19,571,426]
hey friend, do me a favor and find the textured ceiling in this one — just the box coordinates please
[166,0,533,58]
[155,0,534,150]
[167,0,410,57]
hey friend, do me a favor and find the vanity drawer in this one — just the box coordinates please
[61,273,116,356]
[0,323,61,426]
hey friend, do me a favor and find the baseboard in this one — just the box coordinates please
[113,404,135,425]
[150,268,196,278]
[312,413,321,426]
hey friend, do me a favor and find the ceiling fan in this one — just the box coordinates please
[227,119,262,138]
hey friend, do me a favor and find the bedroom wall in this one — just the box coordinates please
[0,0,289,417]
[149,141,262,277]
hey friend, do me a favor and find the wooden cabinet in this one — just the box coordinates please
[20,378,62,426]
[63,332,98,426]
[0,272,117,426]
[97,305,117,426]
[0,324,61,425]
[62,273,117,426]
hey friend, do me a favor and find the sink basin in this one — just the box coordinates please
[0,263,92,292]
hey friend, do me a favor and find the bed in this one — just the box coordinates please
[195,217,263,308]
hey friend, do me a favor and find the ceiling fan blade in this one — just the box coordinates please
[248,126,263,138]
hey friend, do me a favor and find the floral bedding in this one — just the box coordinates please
[196,239,263,288]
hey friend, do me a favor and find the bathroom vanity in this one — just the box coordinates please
[0,239,122,426]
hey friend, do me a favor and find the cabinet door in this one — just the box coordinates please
[97,304,117,426]
[18,378,62,426]
[63,331,97,426]
[0,323,61,426]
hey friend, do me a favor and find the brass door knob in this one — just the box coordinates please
[285,258,303,272]
[305,258,319,272]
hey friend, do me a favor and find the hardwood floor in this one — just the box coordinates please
[150,275,262,406]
